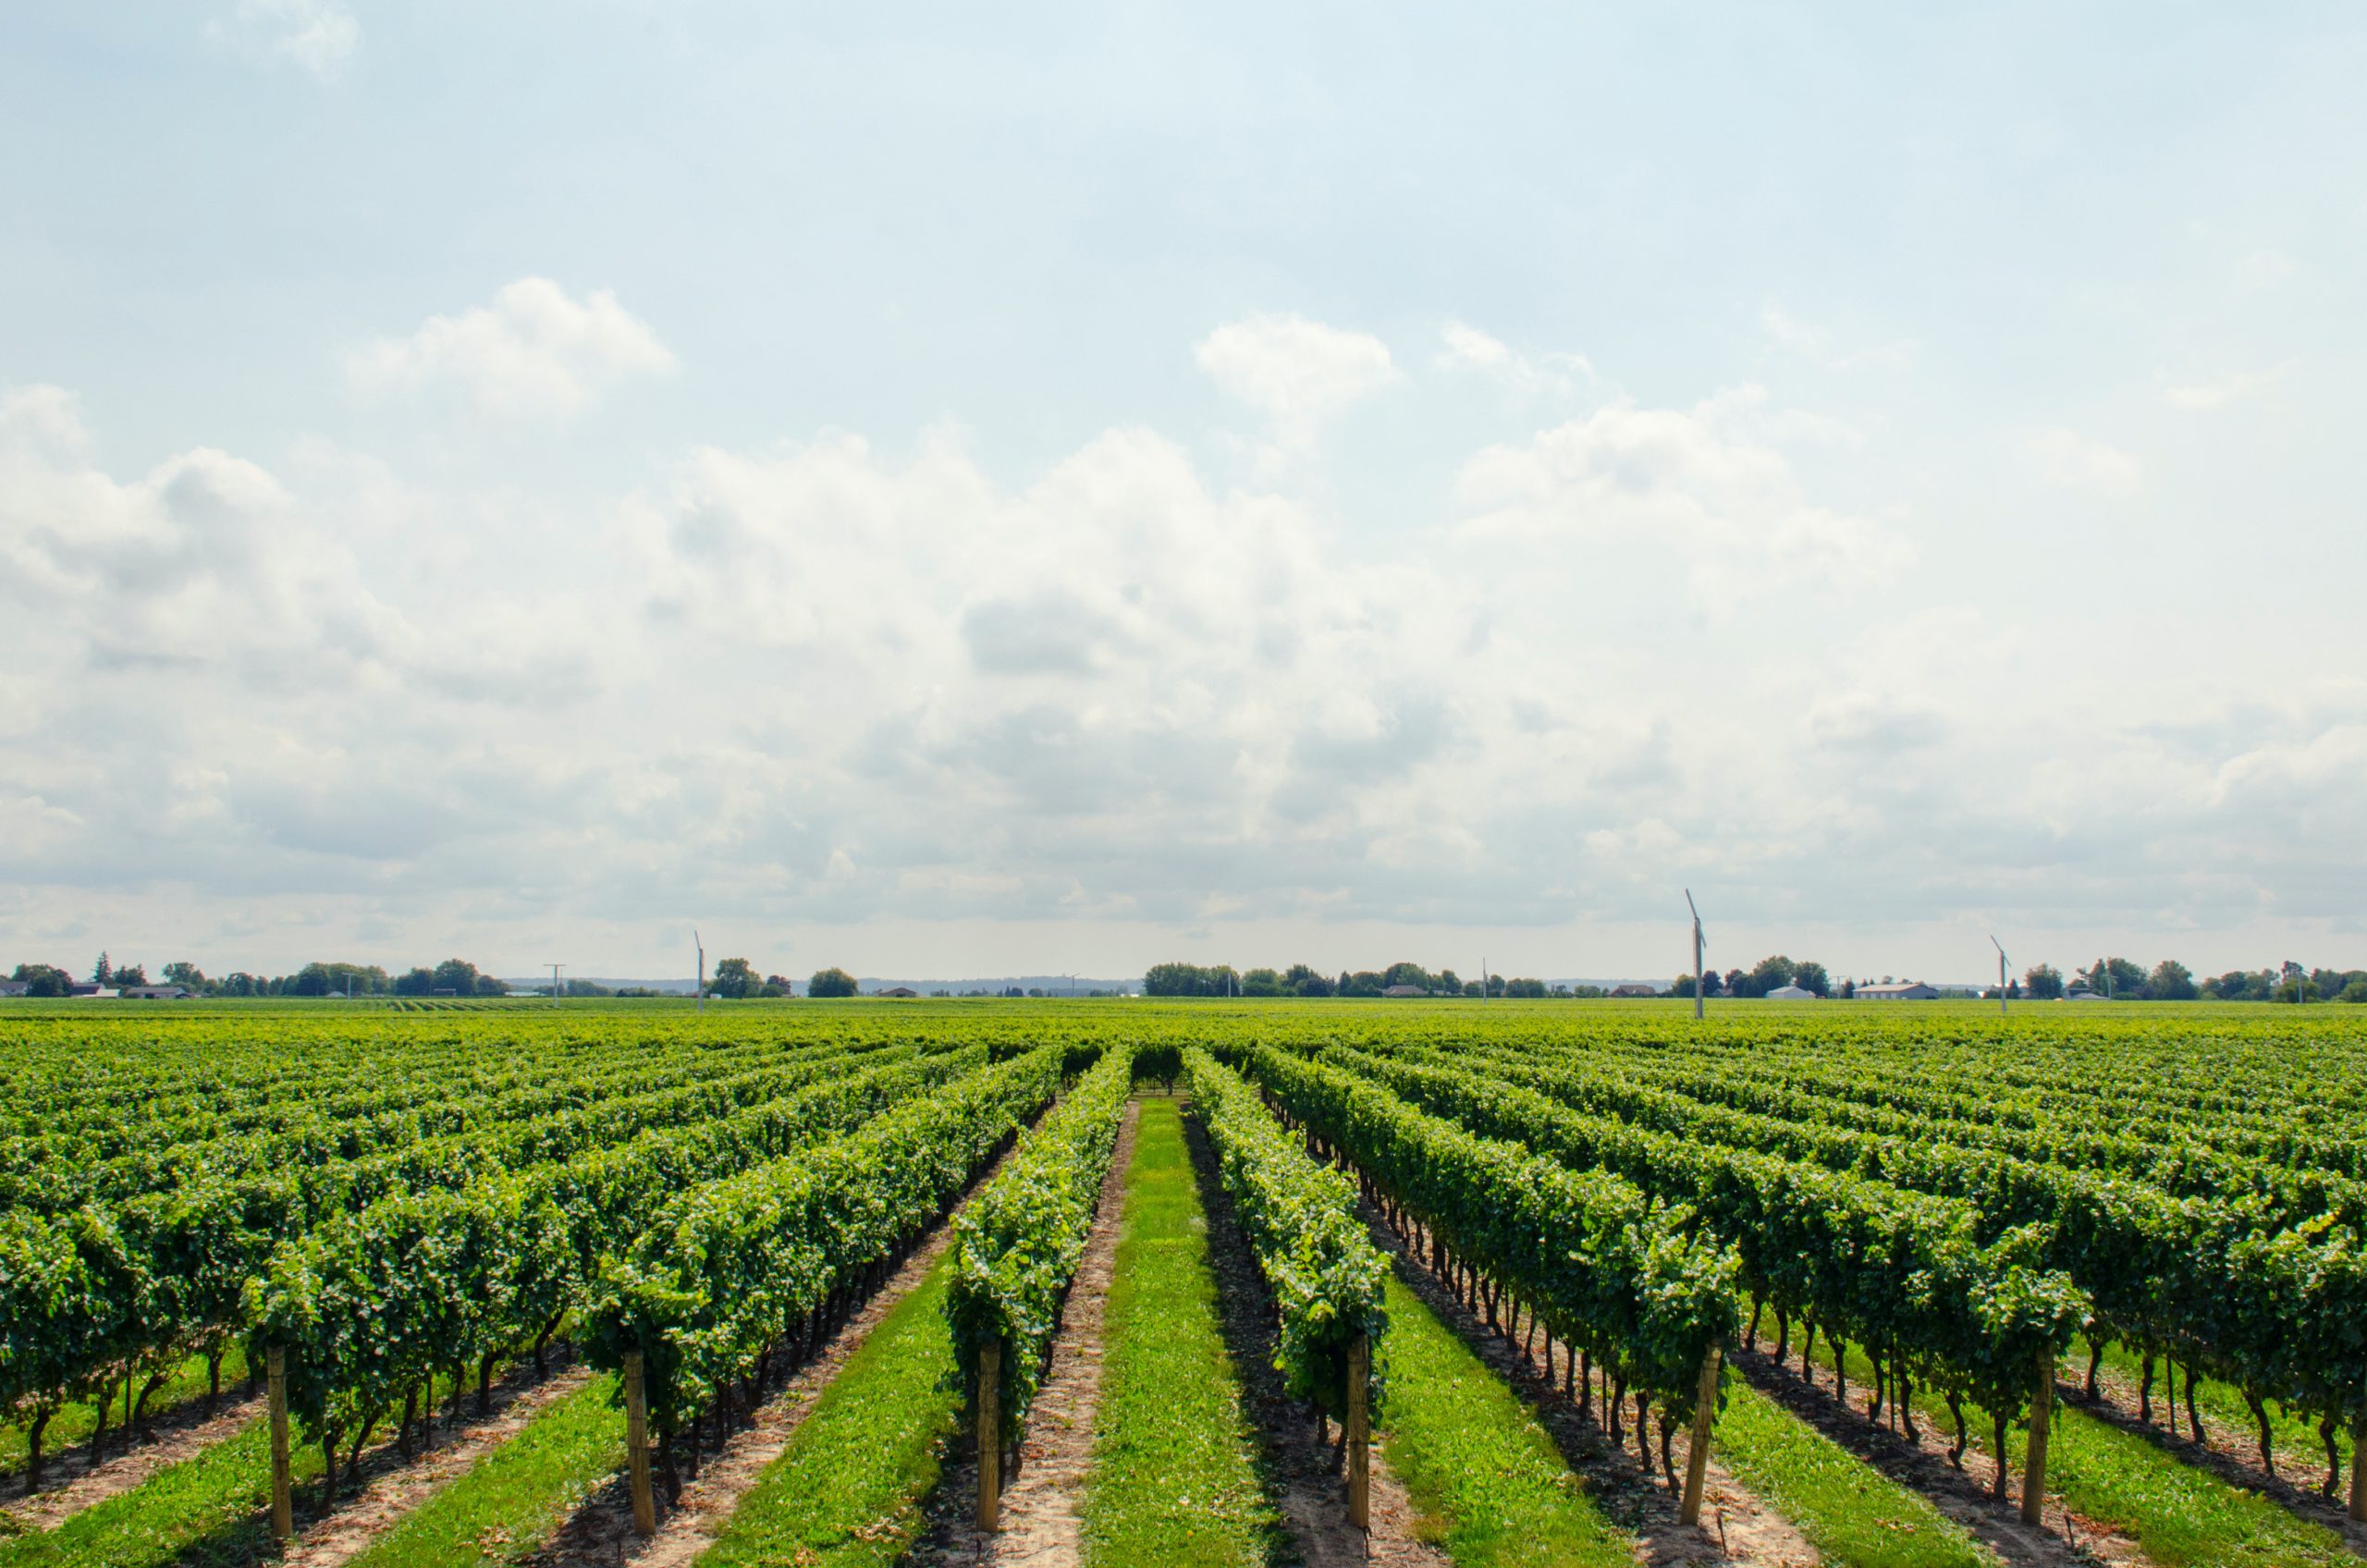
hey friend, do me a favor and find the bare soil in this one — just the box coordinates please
[910,1098,1142,1568]
[0,1388,267,1531]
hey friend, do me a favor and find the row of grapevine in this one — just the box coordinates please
[946,1046,1136,1447]
[251,1046,984,1473]
[583,1043,1070,1446]
[1183,1048,1388,1413]
[1309,1045,2084,1429]
[1242,1046,1737,1419]
[1385,1039,2367,1445]
[0,1046,975,1479]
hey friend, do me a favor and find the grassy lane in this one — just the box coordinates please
[343,1372,621,1568]
[698,1263,966,1568]
[2,1345,252,1479]
[1792,1335,2358,1568]
[0,1411,315,1568]
[1080,1096,1282,1568]
[1711,1380,1993,1568]
[1370,1272,1633,1568]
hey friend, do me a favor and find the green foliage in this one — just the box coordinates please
[1183,1047,1387,1414]
[807,966,858,998]
[583,1046,1063,1437]
[945,1046,1133,1444]
[1248,1046,1739,1413]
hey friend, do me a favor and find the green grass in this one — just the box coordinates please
[699,1261,965,1567]
[343,1372,622,1568]
[1711,1378,1993,1568]
[1081,1096,1282,1568]
[1,1345,251,1479]
[1785,1335,2359,1568]
[1370,1272,1634,1568]
[0,1410,317,1568]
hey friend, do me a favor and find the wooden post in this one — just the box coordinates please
[267,1346,292,1542]
[1346,1334,1370,1530]
[2350,1415,2364,1523]
[1679,1344,1721,1525]
[2021,1349,2054,1526]
[623,1350,656,1538]
[978,1340,1002,1530]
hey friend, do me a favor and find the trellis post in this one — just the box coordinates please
[624,1350,656,1537]
[1679,1344,1721,1525]
[1347,1334,1369,1529]
[978,1340,1001,1529]
[2350,1415,2364,1522]
[2021,1349,2054,1526]
[267,1345,292,1542]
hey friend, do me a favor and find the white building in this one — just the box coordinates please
[1765,983,1816,1000]
[1857,981,1940,1000]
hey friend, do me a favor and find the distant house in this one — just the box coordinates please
[119,985,193,1000]
[1608,983,1660,998]
[873,986,919,998]
[1381,984,1428,998]
[1857,981,1940,1000]
[0,978,28,998]
[2065,987,2110,1002]
[67,982,104,998]
[1765,984,1816,1000]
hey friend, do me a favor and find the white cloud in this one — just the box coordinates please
[1435,321,1598,398]
[350,277,676,419]
[1760,305,1918,371]
[210,0,359,80]
[2030,426,2141,496]
[2162,364,2288,410]
[1451,391,1907,606]
[1194,313,1398,434]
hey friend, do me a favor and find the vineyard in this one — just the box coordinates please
[2,999,2364,1568]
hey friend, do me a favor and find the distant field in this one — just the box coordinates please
[4,998,2362,1566]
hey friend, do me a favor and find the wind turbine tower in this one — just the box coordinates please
[694,930,705,1017]
[1686,889,1706,1022]
[1991,936,2008,1018]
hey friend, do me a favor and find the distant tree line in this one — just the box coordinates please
[1669,955,1834,998]
[4,954,512,998]
[1144,961,1604,998]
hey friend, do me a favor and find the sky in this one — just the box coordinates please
[3,3,2363,986]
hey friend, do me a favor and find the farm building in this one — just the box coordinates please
[1765,983,1816,1000]
[873,986,919,998]
[119,985,194,999]
[1857,981,1940,1000]
[1381,984,1428,998]
[1608,983,1660,998]
[0,978,27,997]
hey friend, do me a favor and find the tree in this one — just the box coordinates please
[11,962,72,998]
[92,952,111,986]
[1241,967,1285,998]
[431,959,484,996]
[808,967,858,998]
[2023,963,2065,1000]
[706,958,760,999]
[1738,955,1797,998]
[2340,978,2367,1004]
[2077,957,2145,998]
[2145,960,2197,1001]
[162,962,208,992]
[393,967,435,996]
[1670,974,1699,998]
[1283,963,1334,998]
[1504,977,1549,998]
[111,962,149,989]
[1791,961,1831,998]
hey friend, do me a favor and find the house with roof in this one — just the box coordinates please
[1381,983,1429,998]
[1608,982,1661,998]
[1857,981,1940,1000]
[1765,983,1816,1000]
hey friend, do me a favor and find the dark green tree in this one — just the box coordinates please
[706,958,760,999]
[808,967,858,998]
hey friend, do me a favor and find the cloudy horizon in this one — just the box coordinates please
[5,5,2363,986]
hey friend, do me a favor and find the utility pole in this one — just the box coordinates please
[1686,889,1706,1022]
[694,930,705,1016]
[548,962,565,1000]
[1991,937,2007,1018]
